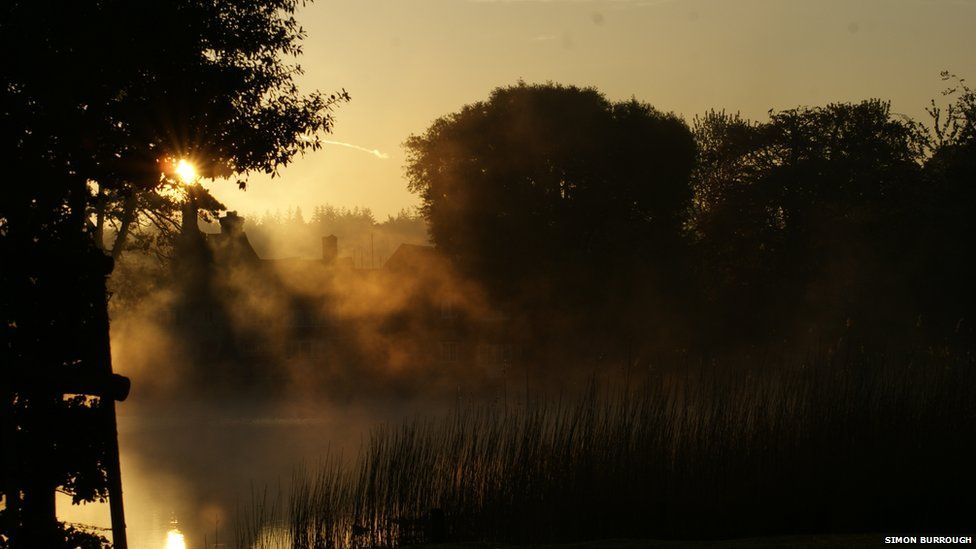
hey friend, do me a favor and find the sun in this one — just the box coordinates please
[165,528,186,549]
[174,159,197,183]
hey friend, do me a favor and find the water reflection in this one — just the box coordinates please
[165,527,187,549]
[59,397,448,548]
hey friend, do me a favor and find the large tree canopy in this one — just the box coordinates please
[2,0,348,259]
[1,1,345,546]
[917,75,976,327]
[405,83,696,314]
[688,100,941,343]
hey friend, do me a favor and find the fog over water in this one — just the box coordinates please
[58,220,493,547]
[59,235,536,547]
[9,1,976,547]
[61,395,465,548]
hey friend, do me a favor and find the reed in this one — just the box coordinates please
[236,347,976,547]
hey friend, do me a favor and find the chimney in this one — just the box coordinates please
[322,235,338,264]
[219,211,246,237]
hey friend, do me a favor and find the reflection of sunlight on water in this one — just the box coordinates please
[107,405,408,548]
[165,528,186,549]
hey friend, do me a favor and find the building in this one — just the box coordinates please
[168,211,521,396]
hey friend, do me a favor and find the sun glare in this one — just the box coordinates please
[165,528,186,549]
[174,159,197,183]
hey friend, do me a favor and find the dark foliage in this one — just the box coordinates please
[1,0,345,546]
[689,101,930,345]
[406,83,696,349]
[407,80,975,358]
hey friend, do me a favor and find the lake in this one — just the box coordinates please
[58,396,448,549]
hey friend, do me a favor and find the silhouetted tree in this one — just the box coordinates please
[917,73,976,337]
[405,83,696,346]
[6,0,347,262]
[690,101,928,345]
[1,1,345,546]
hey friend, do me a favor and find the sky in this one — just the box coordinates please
[214,0,976,220]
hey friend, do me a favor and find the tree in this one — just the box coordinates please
[3,0,348,262]
[689,101,928,344]
[1,1,346,546]
[918,73,976,334]
[405,83,696,333]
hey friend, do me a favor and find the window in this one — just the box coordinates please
[440,341,460,363]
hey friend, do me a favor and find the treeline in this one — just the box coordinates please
[243,205,428,266]
[405,78,976,359]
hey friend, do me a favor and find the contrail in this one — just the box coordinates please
[322,140,389,159]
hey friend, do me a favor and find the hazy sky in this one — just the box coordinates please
[215,0,976,219]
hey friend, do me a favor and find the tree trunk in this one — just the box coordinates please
[110,193,138,260]
[94,187,106,252]
[20,394,59,548]
[93,259,128,549]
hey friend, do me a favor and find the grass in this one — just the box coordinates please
[235,345,976,548]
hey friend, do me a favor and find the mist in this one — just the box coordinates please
[85,205,519,547]
[8,1,975,547]
[80,81,975,546]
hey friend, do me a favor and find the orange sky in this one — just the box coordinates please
[212,0,976,220]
